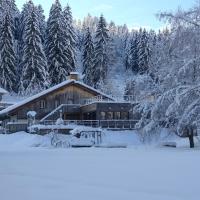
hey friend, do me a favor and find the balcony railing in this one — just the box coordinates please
[40,120,139,129]
[84,95,136,105]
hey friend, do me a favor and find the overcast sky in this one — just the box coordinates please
[16,0,194,30]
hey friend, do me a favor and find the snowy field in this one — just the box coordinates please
[0,132,200,200]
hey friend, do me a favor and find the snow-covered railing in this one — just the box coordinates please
[112,95,136,103]
[99,120,138,129]
[40,104,81,122]
[40,120,139,129]
[40,104,65,122]
[84,95,136,105]
[84,95,112,105]
[41,120,100,127]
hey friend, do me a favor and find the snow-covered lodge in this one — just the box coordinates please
[0,73,137,133]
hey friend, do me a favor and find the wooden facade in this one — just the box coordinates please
[11,84,99,120]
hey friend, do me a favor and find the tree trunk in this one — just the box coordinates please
[188,135,194,148]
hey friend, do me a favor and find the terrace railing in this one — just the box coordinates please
[40,120,139,130]
[84,95,136,105]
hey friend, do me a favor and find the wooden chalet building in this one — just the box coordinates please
[0,73,137,133]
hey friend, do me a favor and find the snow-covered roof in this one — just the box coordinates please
[0,80,114,116]
[0,87,8,94]
[1,94,25,105]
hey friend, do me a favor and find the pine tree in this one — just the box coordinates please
[82,14,98,34]
[63,4,76,71]
[128,32,139,73]
[18,0,34,72]
[82,28,94,86]
[0,0,20,40]
[0,12,17,92]
[19,1,34,38]
[0,0,20,78]
[93,15,110,88]
[75,19,84,51]
[20,6,48,95]
[19,2,45,56]
[137,28,150,74]
[108,21,117,38]
[45,0,70,85]
[36,4,46,43]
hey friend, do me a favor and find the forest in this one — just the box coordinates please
[0,0,200,136]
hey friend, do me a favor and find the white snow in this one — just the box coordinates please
[27,111,37,117]
[0,132,199,200]
[0,132,51,148]
[70,126,102,135]
[0,87,8,94]
[1,93,25,104]
[55,117,64,125]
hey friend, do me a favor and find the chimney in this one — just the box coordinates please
[69,72,79,81]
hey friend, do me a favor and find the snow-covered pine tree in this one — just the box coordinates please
[137,28,150,74]
[0,0,20,79]
[63,4,76,71]
[19,2,46,55]
[82,28,94,86]
[0,0,20,40]
[19,5,48,96]
[0,12,17,92]
[45,0,70,85]
[147,30,157,79]
[36,4,46,44]
[128,32,139,73]
[82,14,98,34]
[108,21,117,38]
[107,23,116,67]
[18,0,34,73]
[93,15,110,88]
[19,1,34,38]
[75,19,84,51]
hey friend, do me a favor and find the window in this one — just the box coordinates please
[107,112,114,120]
[100,112,106,120]
[40,100,46,109]
[121,112,129,120]
[114,112,121,120]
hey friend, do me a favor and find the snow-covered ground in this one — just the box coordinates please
[0,131,199,200]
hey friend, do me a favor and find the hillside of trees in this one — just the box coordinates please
[1,0,200,135]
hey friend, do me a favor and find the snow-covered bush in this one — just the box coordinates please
[27,111,37,133]
[150,84,200,137]
[151,86,188,124]
[27,111,37,118]
[133,101,153,129]
[56,117,64,126]
[125,74,156,101]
